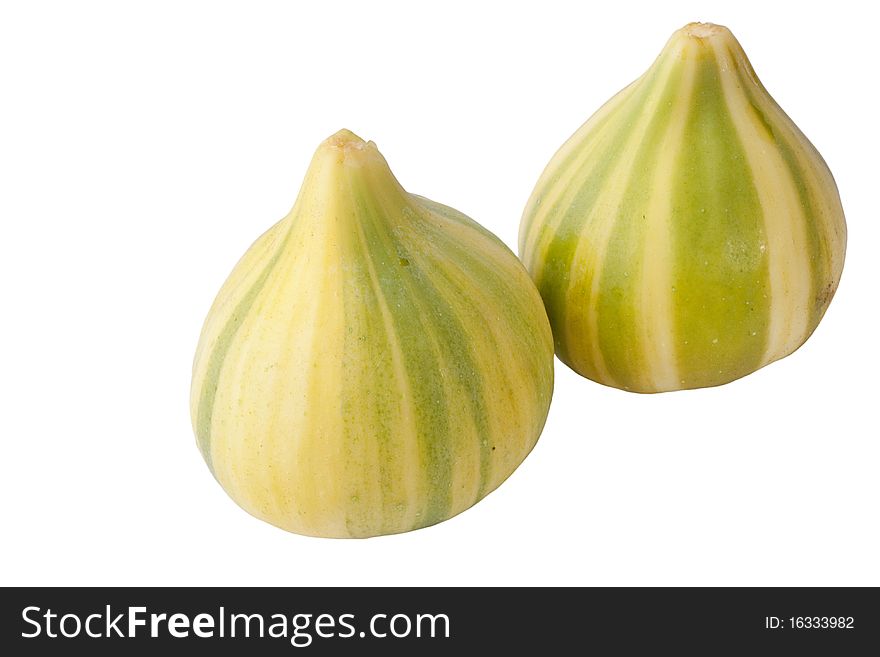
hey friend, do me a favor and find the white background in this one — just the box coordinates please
[2,0,878,586]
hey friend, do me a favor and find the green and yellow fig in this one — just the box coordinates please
[520,22,846,392]
[191,130,554,538]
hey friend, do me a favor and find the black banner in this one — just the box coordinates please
[2,587,877,654]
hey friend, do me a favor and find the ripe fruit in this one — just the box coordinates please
[192,130,554,537]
